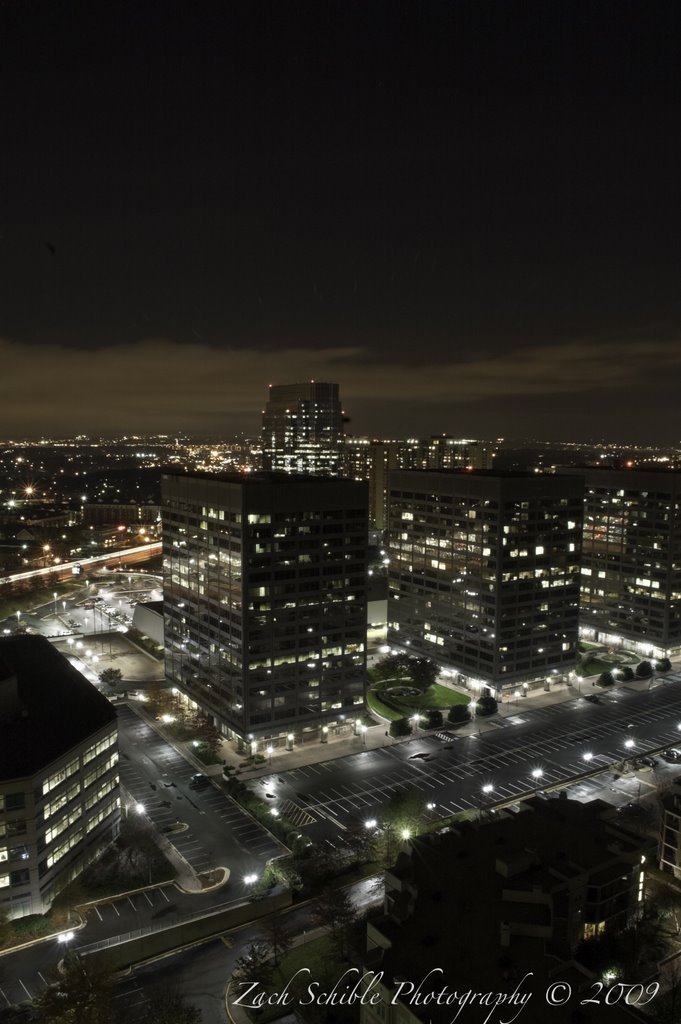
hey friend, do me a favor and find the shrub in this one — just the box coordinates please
[597,671,615,687]
[617,665,635,681]
[655,657,672,673]
[448,704,471,725]
[476,694,498,717]
[635,660,653,678]
[424,709,443,729]
[389,717,412,738]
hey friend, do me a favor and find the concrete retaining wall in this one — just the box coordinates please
[84,891,292,972]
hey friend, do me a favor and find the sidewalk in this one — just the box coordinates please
[218,676,609,782]
[218,666,681,782]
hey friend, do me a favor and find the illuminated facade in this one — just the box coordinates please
[262,381,343,475]
[0,637,119,919]
[579,469,681,655]
[387,471,582,692]
[163,472,368,742]
[341,437,496,531]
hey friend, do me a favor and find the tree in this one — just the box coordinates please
[98,668,123,691]
[232,942,274,989]
[448,704,471,725]
[343,824,378,866]
[655,658,672,673]
[597,671,615,687]
[35,951,113,1024]
[476,694,498,716]
[310,886,356,959]
[193,715,222,758]
[423,709,443,729]
[259,915,293,966]
[410,657,438,690]
[618,666,635,681]
[383,786,425,837]
[0,907,11,947]
[146,991,202,1024]
[636,660,653,678]
[389,717,412,738]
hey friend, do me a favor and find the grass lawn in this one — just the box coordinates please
[369,683,470,720]
[367,690,403,720]
[412,683,470,709]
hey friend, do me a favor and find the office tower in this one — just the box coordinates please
[262,381,343,475]
[579,469,681,656]
[341,437,496,532]
[0,636,119,919]
[342,440,400,531]
[163,471,368,743]
[388,470,583,694]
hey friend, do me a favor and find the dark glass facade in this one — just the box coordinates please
[579,470,681,653]
[387,471,583,691]
[163,472,368,739]
[262,382,343,475]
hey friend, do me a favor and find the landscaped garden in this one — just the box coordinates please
[367,653,470,725]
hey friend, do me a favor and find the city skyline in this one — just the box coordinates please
[1,1,680,442]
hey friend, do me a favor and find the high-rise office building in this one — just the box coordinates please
[262,381,343,475]
[579,469,681,656]
[163,471,368,744]
[341,436,497,531]
[388,470,583,694]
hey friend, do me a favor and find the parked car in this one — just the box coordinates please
[583,694,601,704]
[661,749,681,763]
[639,755,659,768]
[189,773,210,790]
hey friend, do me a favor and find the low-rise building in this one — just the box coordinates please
[362,798,645,1024]
[0,636,119,919]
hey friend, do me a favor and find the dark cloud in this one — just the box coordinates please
[1,335,678,439]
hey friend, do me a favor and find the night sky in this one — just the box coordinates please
[1,0,680,441]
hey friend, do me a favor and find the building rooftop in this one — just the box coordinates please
[162,469,358,486]
[0,635,116,780]
[373,798,643,1023]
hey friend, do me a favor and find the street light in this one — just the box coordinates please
[361,724,367,746]
[266,745,273,765]
[365,819,378,829]
[53,591,58,615]
[400,829,411,840]
[624,738,635,749]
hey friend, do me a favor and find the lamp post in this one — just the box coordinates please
[361,724,367,746]
[480,782,494,819]
[53,591,58,615]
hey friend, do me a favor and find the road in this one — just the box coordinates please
[0,877,380,1024]
[110,876,381,1024]
[117,705,285,878]
[249,671,681,845]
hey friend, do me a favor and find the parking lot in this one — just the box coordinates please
[259,673,681,835]
[117,705,284,879]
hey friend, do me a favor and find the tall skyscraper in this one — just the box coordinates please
[388,470,583,694]
[579,469,681,656]
[162,471,368,744]
[262,381,344,475]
